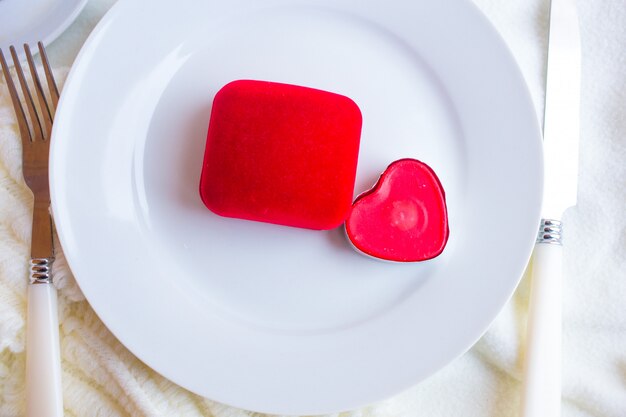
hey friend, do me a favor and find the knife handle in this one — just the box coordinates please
[521,241,562,417]
[26,280,63,417]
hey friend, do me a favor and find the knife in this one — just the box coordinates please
[521,0,580,416]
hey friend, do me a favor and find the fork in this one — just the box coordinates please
[0,43,63,417]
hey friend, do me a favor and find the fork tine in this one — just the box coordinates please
[0,48,32,146]
[10,45,44,142]
[24,44,53,140]
[38,42,59,112]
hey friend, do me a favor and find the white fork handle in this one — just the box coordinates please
[26,283,63,417]
[521,243,562,417]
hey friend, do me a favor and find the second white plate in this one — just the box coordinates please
[0,0,87,57]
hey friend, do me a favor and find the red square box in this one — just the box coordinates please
[199,80,362,230]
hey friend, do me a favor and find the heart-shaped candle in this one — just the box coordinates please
[345,158,449,262]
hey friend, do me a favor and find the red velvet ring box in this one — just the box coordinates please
[199,80,363,230]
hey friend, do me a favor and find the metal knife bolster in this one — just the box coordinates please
[536,219,562,245]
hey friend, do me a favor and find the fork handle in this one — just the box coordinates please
[521,242,562,417]
[26,282,63,417]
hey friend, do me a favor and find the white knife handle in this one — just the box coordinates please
[26,282,63,417]
[521,241,562,417]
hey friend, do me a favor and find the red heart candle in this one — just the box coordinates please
[199,80,362,230]
[345,158,449,262]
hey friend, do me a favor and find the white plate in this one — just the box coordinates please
[51,0,543,414]
[0,0,87,57]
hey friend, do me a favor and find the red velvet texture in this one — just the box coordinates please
[345,159,449,262]
[200,80,362,230]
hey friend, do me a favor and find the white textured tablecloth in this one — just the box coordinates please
[1,0,625,416]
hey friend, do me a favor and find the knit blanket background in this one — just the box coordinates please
[1,0,625,416]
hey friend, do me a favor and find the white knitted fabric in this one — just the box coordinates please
[1,0,625,416]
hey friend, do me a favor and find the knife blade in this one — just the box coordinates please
[542,0,581,220]
[521,0,581,416]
